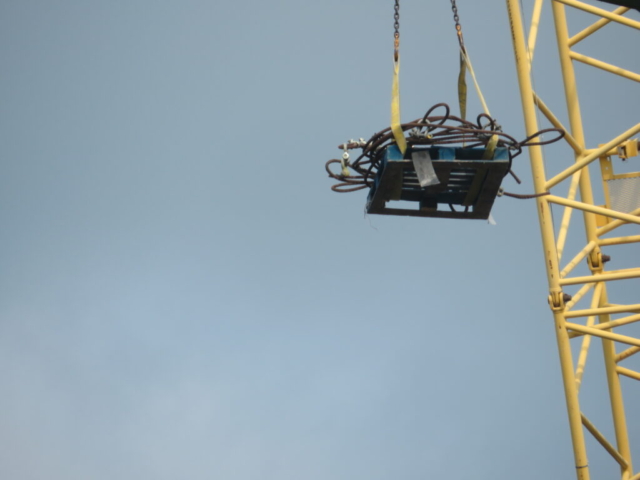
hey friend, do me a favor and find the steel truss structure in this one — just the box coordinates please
[506,1,639,479]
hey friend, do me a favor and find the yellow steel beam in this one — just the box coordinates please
[507,1,591,478]
[546,196,640,226]
[565,282,596,311]
[569,51,640,83]
[507,1,638,478]
[527,0,545,61]
[566,322,640,347]
[592,312,640,331]
[617,367,640,381]
[560,241,597,278]
[599,235,640,247]
[556,172,583,261]
[581,414,629,469]
[556,171,581,261]
[533,94,582,154]
[570,313,640,338]
[569,6,630,47]
[575,316,596,387]
[565,304,640,319]
[598,207,640,237]
[545,123,640,190]
[560,268,640,286]
[616,346,640,363]
[556,0,640,31]
[575,283,603,388]
[597,287,634,479]
[553,5,636,473]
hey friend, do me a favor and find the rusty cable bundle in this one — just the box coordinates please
[326,103,564,194]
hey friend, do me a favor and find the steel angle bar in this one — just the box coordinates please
[569,6,630,46]
[565,322,640,347]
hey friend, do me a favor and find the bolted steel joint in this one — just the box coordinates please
[587,250,606,271]
[548,290,570,311]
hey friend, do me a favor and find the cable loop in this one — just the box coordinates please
[450,0,466,53]
[519,127,566,147]
[421,103,450,127]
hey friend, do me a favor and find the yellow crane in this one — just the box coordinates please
[507,2,639,479]
[327,1,639,478]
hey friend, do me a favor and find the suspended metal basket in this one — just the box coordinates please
[325,103,564,220]
[366,145,510,219]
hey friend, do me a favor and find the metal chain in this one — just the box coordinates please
[393,0,400,61]
[394,0,400,38]
[450,0,466,53]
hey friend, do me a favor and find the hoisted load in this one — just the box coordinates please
[326,104,562,219]
[366,144,510,220]
[325,0,563,219]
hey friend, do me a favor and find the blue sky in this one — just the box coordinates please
[0,1,638,479]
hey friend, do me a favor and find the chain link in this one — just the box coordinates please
[394,0,400,38]
[393,0,400,61]
[450,0,466,52]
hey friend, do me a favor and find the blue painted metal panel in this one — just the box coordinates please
[366,145,510,219]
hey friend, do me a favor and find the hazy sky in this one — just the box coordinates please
[1,2,638,479]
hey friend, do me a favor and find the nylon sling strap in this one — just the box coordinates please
[482,132,500,160]
[451,0,493,126]
[391,54,407,155]
[390,1,407,155]
[461,48,491,117]
[457,52,468,122]
[452,0,467,121]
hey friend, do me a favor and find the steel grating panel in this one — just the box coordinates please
[607,176,640,213]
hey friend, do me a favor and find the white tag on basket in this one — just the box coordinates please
[411,150,440,187]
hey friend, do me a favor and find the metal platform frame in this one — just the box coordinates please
[366,145,510,219]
